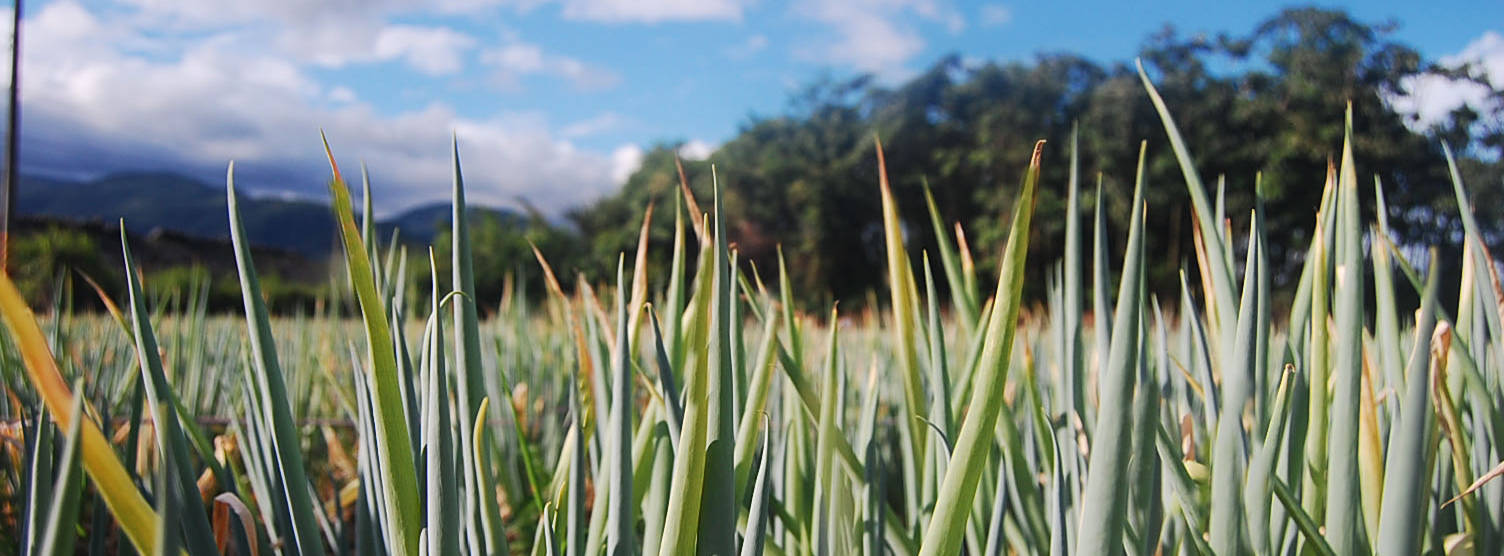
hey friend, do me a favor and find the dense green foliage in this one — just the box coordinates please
[7,220,329,312]
[418,209,586,310]
[7,224,118,308]
[570,7,1501,308]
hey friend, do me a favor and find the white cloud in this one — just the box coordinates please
[1392,31,1504,131]
[328,86,358,104]
[560,0,745,22]
[113,0,502,26]
[979,3,1012,27]
[105,0,485,76]
[373,26,477,75]
[17,1,622,216]
[792,0,962,78]
[484,0,748,22]
[678,139,715,160]
[561,112,629,138]
[273,22,479,76]
[482,41,621,91]
[610,144,645,184]
[727,34,769,59]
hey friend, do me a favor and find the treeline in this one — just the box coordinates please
[542,7,1502,312]
[9,218,331,313]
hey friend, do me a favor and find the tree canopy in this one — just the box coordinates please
[514,7,1502,311]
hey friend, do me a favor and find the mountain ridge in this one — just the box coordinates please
[18,171,520,256]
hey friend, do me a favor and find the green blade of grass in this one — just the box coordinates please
[1285,169,1337,359]
[542,504,561,556]
[1075,141,1147,556]
[227,162,324,556]
[777,248,806,377]
[861,372,887,556]
[1061,123,1085,440]
[984,453,1012,556]
[1252,176,1271,444]
[813,309,842,554]
[153,402,183,556]
[1136,59,1237,332]
[1376,248,1440,556]
[36,393,84,556]
[567,375,587,556]
[1370,180,1405,392]
[665,186,689,379]
[1444,143,1504,343]
[1323,107,1365,556]
[699,169,739,555]
[741,418,774,556]
[656,210,716,556]
[648,306,683,450]
[1209,213,1261,555]
[916,141,1043,556]
[1129,303,1164,556]
[1245,363,1296,554]
[1303,216,1332,525]
[627,203,655,349]
[23,402,54,556]
[875,137,931,489]
[734,305,780,495]
[1273,477,1337,556]
[923,252,954,445]
[922,179,977,328]
[423,251,460,556]
[447,138,506,555]
[640,423,674,556]
[360,162,379,289]
[607,256,636,556]
[119,228,221,556]
[1090,177,1110,433]
[323,135,422,556]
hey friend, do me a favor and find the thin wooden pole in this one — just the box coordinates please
[0,0,21,273]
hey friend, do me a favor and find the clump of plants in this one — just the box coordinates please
[2,65,1499,556]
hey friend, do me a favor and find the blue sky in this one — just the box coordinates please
[12,0,1503,216]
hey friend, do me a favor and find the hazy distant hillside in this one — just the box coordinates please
[379,202,524,246]
[18,172,518,256]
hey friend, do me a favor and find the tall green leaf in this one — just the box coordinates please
[1322,108,1365,556]
[698,169,738,555]
[916,141,1043,556]
[1074,141,1147,556]
[227,162,324,556]
[323,137,422,556]
[1376,249,1440,556]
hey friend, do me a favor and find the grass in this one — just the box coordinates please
[2,69,1502,556]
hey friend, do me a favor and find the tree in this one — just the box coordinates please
[418,209,585,311]
[565,7,1500,312]
[8,224,117,309]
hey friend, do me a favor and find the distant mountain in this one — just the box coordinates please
[18,172,518,257]
[377,202,524,247]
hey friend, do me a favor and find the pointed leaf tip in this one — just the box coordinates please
[321,132,343,183]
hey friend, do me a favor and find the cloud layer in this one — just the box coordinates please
[1392,32,1504,133]
[13,0,642,216]
[13,0,1497,220]
[10,0,964,217]
[793,0,964,78]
